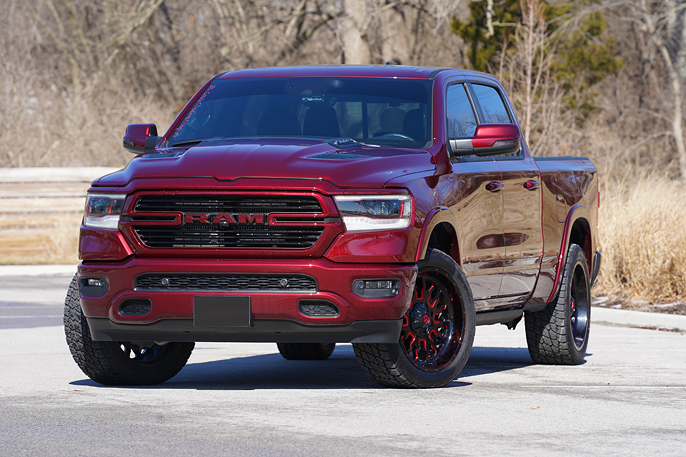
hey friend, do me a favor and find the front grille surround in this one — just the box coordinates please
[135,273,318,293]
[122,192,339,252]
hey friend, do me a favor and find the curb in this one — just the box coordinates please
[0,167,119,182]
[0,265,77,276]
[593,306,686,333]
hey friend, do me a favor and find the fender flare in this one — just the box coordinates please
[546,204,593,303]
[414,207,459,263]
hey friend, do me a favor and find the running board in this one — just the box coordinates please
[475,309,524,326]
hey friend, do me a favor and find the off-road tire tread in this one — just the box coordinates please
[352,249,475,388]
[525,244,589,365]
[352,343,425,388]
[64,274,194,385]
[276,343,335,360]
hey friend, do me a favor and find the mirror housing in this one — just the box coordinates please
[123,124,161,154]
[449,124,521,157]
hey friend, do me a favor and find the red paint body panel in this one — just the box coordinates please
[79,227,134,261]
[81,65,598,340]
[79,258,416,325]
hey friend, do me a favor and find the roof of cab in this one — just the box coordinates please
[216,65,494,81]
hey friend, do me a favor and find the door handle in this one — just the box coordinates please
[486,181,504,193]
[524,180,540,191]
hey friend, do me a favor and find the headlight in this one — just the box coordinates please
[84,193,126,230]
[334,195,413,232]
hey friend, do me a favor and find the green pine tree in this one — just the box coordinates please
[452,0,622,119]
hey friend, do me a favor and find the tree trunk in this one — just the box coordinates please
[641,0,686,178]
[340,0,371,64]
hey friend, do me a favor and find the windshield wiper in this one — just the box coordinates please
[171,137,224,147]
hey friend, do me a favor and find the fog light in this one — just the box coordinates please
[352,279,401,298]
[79,276,109,297]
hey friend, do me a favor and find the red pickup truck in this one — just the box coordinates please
[64,65,600,388]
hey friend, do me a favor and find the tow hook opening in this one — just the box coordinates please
[118,298,152,316]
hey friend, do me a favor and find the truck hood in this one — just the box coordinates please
[95,138,436,189]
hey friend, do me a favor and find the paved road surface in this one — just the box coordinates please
[1,273,685,456]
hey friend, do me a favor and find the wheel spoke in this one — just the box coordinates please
[399,273,462,372]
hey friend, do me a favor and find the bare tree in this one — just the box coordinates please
[619,0,686,178]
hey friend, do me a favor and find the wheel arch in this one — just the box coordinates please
[415,208,461,265]
[547,205,594,303]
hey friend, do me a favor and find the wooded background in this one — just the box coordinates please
[3,0,686,303]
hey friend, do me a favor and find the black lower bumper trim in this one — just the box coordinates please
[87,318,402,344]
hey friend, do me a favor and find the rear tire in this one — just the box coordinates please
[353,248,475,388]
[525,244,590,365]
[64,274,194,385]
[276,343,336,360]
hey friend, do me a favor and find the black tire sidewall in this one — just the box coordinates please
[565,245,591,363]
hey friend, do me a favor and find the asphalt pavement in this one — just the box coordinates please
[1,268,685,456]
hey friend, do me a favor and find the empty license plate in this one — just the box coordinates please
[194,296,252,327]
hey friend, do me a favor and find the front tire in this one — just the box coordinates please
[353,249,476,388]
[525,244,591,365]
[64,274,194,385]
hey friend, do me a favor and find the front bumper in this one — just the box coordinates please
[79,257,416,343]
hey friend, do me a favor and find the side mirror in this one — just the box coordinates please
[449,124,521,157]
[123,124,161,154]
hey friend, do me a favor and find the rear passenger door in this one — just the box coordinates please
[468,83,543,304]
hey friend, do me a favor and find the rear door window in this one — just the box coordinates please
[471,84,512,124]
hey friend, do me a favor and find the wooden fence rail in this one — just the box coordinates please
[0,168,119,263]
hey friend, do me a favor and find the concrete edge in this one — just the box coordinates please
[0,265,78,276]
[593,306,686,333]
[0,167,120,182]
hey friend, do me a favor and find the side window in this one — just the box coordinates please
[446,84,477,138]
[471,84,512,124]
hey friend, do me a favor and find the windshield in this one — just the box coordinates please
[170,77,433,148]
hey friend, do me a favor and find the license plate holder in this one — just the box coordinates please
[194,296,252,327]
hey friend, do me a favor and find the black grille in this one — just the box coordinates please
[135,195,322,213]
[131,194,326,249]
[132,225,324,249]
[135,274,317,292]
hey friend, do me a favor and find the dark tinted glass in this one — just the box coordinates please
[446,84,477,138]
[472,84,511,124]
[170,77,432,148]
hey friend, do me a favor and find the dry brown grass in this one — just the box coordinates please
[596,174,686,302]
[43,217,81,265]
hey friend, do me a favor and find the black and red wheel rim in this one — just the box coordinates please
[400,273,464,372]
[570,263,589,350]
